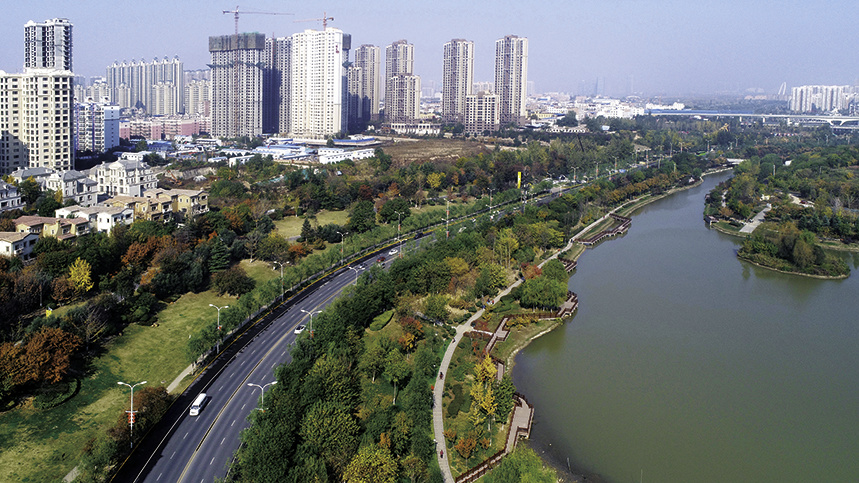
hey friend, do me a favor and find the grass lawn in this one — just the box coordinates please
[0,260,274,483]
[492,318,563,368]
[273,210,351,238]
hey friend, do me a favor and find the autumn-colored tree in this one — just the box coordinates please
[68,257,94,295]
[342,444,397,483]
[398,316,423,338]
[443,428,457,442]
[522,264,542,280]
[398,332,416,354]
[51,276,75,305]
[454,436,476,460]
[17,327,81,385]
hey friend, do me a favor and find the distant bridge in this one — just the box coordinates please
[648,110,859,127]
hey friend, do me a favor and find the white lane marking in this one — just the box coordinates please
[231,419,236,427]
[156,473,162,481]
[183,431,188,439]
[170,451,176,459]
[221,437,226,445]
[210,456,215,465]
[241,403,246,410]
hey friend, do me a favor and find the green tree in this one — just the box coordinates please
[483,445,557,483]
[208,237,230,272]
[19,177,42,205]
[359,342,386,383]
[495,228,519,269]
[212,265,255,296]
[300,401,360,476]
[348,200,376,233]
[384,349,410,405]
[343,444,397,483]
[378,197,412,224]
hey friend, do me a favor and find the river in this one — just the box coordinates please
[512,172,859,482]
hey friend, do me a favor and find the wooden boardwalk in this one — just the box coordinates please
[576,213,631,246]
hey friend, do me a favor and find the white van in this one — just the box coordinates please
[189,393,207,416]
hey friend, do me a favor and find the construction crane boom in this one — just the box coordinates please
[294,11,334,30]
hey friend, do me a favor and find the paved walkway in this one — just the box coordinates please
[166,363,195,394]
[740,204,771,234]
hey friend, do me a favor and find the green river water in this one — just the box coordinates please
[512,172,859,482]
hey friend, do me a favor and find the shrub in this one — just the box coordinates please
[212,265,255,296]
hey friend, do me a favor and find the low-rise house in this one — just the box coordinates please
[94,157,157,197]
[0,231,39,262]
[15,215,90,241]
[0,181,23,213]
[44,169,98,206]
[142,188,208,221]
[55,204,134,233]
[8,167,54,186]
[103,194,173,222]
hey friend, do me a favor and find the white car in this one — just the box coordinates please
[388,248,398,255]
[294,325,306,335]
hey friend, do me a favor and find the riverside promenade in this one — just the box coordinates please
[432,235,581,482]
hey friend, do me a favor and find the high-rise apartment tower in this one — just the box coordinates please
[442,39,474,124]
[494,35,528,125]
[24,18,73,72]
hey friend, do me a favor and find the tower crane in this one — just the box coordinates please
[294,11,334,30]
[221,6,292,136]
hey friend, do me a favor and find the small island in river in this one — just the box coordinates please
[737,221,849,278]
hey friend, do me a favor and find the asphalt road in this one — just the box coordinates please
[114,238,430,483]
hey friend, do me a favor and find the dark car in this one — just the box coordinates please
[414,231,424,239]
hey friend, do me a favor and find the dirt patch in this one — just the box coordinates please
[381,138,493,167]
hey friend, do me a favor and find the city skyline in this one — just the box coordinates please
[2,1,858,97]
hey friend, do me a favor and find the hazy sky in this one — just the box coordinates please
[2,0,857,97]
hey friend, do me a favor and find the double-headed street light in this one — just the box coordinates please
[336,230,347,266]
[209,304,229,353]
[117,380,147,448]
[272,261,284,301]
[247,381,277,411]
[348,265,360,286]
[394,211,404,257]
[300,308,322,334]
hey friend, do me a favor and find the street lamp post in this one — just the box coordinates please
[348,266,360,285]
[209,304,229,354]
[246,381,277,411]
[272,261,284,301]
[300,308,322,334]
[117,380,147,448]
[394,211,404,257]
[336,230,347,266]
